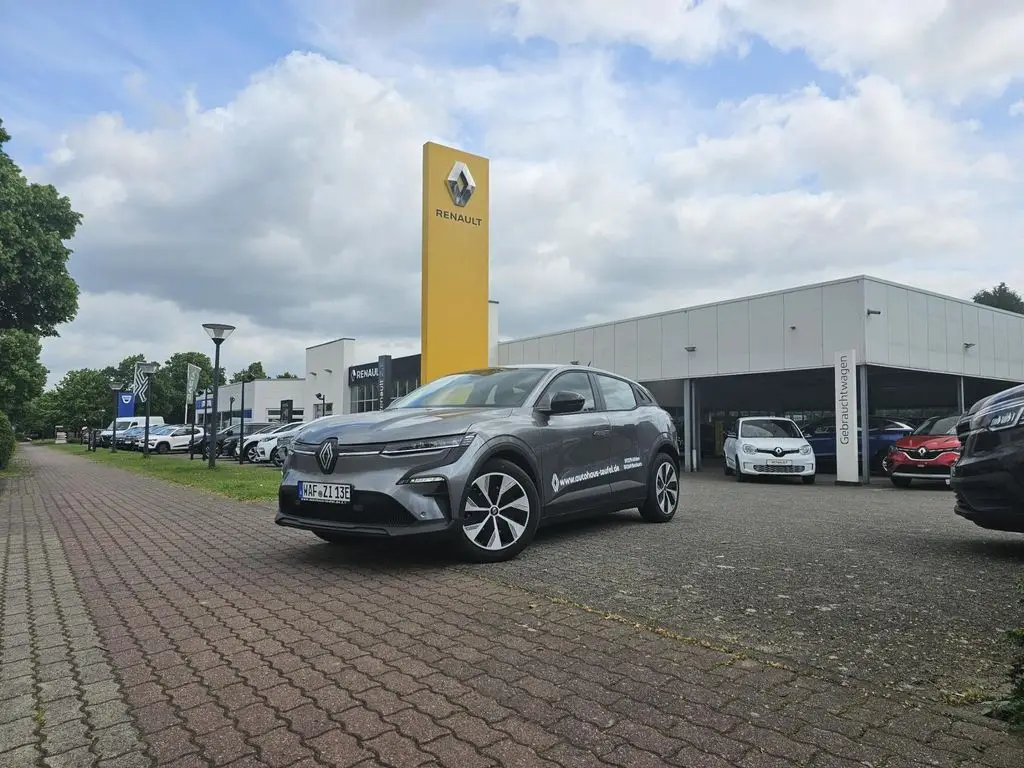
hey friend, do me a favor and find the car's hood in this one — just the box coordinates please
[896,434,960,450]
[295,407,513,446]
[739,436,807,448]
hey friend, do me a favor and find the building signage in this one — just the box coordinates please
[377,355,392,411]
[348,363,379,386]
[833,349,860,485]
[117,392,136,418]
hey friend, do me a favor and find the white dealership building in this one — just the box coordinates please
[198,275,1023,479]
[495,275,1024,476]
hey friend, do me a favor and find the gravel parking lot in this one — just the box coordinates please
[480,470,1024,702]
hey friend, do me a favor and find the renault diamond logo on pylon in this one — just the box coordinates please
[446,161,475,207]
[317,439,338,474]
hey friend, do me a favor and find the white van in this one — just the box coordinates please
[100,416,165,443]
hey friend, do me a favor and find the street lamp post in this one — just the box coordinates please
[315,392,326,418]
[109,379,122,452]
[202,323,235,469]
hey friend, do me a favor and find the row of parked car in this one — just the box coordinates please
[724,413,962,487]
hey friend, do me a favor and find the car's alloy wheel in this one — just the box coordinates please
[245,444,258,462]
[639,452,680,522]
[270,448,282,467]
[456,459,540,563]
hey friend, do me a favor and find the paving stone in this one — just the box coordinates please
[4,446,1022,768]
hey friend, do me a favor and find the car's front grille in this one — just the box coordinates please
[753,464,806,473]
[898,448,955,460]
[754,447,802,455]
[286,491,417,527]
[894,464,950,476]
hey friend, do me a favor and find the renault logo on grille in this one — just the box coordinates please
[317,439,338,474]
[773,447,784,457]
[446,161,476,207]
[918,447,927,457]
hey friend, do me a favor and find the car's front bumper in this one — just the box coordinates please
[889,455,956,484]
[737,456,815,476]
[950,441,1024,533]
[276,440,480,539]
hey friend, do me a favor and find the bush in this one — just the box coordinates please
[0,411,14,470]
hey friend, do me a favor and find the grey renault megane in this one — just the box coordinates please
[276,364,680,562]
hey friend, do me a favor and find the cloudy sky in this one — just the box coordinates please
[4,0,1024,386]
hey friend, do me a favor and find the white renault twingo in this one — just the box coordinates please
[723,416,816,484]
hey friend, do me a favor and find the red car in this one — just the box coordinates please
[886,414,962,488]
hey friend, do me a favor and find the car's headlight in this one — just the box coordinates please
[799,445,812,455]
[381,433,476,457]
[741,443,757,455]
[983,405,1023,432]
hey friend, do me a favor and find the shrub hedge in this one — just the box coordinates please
[0,411,14,470]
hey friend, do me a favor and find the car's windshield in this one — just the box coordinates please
[107,419,134,431]
[740,418,803,439]
[912,415,959,436]
[151,425,175,434]
[389,367,550,409]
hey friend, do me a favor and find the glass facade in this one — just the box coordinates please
[351,377,420,413]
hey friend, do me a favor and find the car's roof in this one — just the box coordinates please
[489,363,636,380]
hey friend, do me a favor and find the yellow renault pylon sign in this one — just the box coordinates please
[421,141,490,384]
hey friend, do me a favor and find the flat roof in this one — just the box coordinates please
[500,274,1021,344]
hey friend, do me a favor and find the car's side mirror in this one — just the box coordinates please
[542,390,586,415]
[725,432,736,440]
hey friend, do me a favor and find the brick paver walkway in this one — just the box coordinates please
[1,446,1020,767]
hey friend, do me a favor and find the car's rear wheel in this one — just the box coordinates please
[270,448,283,467]
[639,452,679,522]
[454,459,540,563]
[245,444,258,463]
[156,442,170,454]
[890,476,912,488]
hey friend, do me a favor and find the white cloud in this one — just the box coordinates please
[499,0,1024,102]
[20,5,1024,387]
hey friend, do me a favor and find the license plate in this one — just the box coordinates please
[298,482,352,504]
[766,458,791,466]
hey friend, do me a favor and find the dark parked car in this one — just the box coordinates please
[950,383,1024,533]
[199,422,273,458]
[803,416,915,472]
[276,364,681,562]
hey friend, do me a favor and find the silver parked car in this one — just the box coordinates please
[276,364,681,562]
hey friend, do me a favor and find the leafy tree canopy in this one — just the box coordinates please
[231,361,267,383]
[275,371,299,379]
[0,119,82,336]
[973,282,1024,315]
[0,330,47,425]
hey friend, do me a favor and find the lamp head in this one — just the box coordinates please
[202,323,236,343]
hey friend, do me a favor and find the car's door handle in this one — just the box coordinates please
[593,428,611,437]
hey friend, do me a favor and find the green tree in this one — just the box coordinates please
[0,119,82,336]
[231,361,267,383]
[0,330,47,425]
[276,371,299,379]
[101,354,146,391]
[973,283,1024,315]
[21,389,62,437]
[52,368,112,429]
[151,351,214,421]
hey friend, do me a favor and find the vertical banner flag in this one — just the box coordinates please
[377,355,393,411]
[186,364,200,405]
[833,349,860,485]
[132,363,149,403]
[117,392,136,418]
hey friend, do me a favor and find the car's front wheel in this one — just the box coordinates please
[454,459,540,563]
[156,442,170,454]
[245,444,259,463]
[639,452,679,522]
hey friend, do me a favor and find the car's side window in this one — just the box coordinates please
[172,429,188,437]
[595,375,637,411]
[536,372,597,412]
